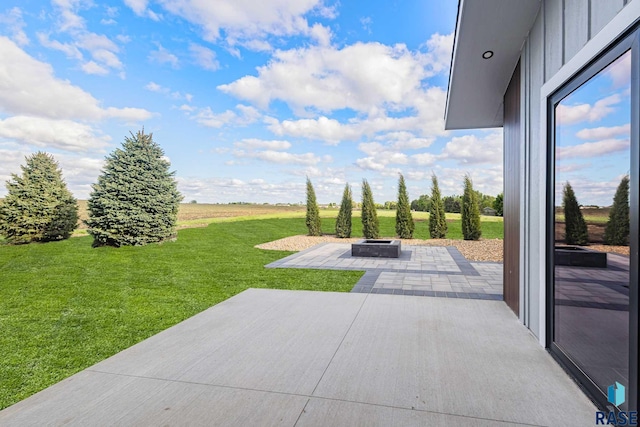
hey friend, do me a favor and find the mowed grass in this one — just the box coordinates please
[0,212,502,410]
[0,217,362,410]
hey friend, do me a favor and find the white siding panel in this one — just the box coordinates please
[525,9,545,340]
[564,0,589,62]
[590,0,625,37]
[545,0,564,81]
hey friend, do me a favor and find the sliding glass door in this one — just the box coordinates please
[548,31,638,411]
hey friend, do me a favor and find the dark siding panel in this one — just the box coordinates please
[504,61,521,315]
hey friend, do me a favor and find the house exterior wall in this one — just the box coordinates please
[518,0,630,342]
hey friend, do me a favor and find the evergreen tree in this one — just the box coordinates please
[361,179,380,239]
[395,174,415,238]
[604,175,630,246]
[429,174,448,238]
[0,152,78,244]
[461,174,482,240]
[305,177,322,236]
[494,193,504,217]
[86,130,182,247]
[335,183,352,238]
[562,182,589,245]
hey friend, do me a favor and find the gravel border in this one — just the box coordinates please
[256,235,505,262]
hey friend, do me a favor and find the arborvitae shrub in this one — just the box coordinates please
[429,174,447,238]
[494,193,504,217]
[335,183,352,238]
[604,175,630,246]
[86,130,182,247]
[0,152,78,244]
[461,174,482,241]
[361,179,379,239]
[305,177,322,236]
[562,182,589,245]
[395,174,414,238]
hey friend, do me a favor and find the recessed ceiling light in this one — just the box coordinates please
[482,50,494,59]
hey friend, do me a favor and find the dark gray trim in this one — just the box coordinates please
[546,28,639,411]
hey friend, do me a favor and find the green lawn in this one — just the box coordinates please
[0,215,502,410]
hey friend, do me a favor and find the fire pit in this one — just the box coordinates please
[554,246,607,268]
[351,239,401,258]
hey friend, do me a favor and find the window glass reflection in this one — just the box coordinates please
[554,50,631,409]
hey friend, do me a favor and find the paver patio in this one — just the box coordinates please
[0,288,596,426]
[267,243,504,298]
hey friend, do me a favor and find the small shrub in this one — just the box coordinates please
[335,183,352,238]
[461,174,482,240]
[429,174,447,238]
[0,152,78,244]
[361,179,379,239]
[395,174,414,238]
[562,182,589,245]
[305,177,322,236]
[604,175,630,246]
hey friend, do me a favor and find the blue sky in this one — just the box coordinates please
[555,50,631,207]
[0,0,506,204]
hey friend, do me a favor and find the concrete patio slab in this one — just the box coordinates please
[0,288,597,426]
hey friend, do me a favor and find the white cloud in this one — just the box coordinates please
[81,60,109,75]
[0,7,29,46]
[148,44,179,68]
[190,105,260,128]
[266,86,448,144]
[123,0,148,15]
[556,94,621,125]
[37,32,83,59]
[234,149,330,165]
[0,37,152,122]
[156,0,331,47]
[175,175,308,203]
[145,81,166,93]
[440,131,503,165]
[411,152,437,166]
[556,138,629,159]
[39,2,124,76]
[575,124,630,140]
[219,35,452,114]
[355,141,408,171]
[0,116,110,151]
[234,139,292,150]
[189,43,219,71]
[380,131,434,150]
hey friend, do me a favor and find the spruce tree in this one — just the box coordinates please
[604,175,630,246]
[562,182,589,245]
[461,174,482,240]
[429,174,448,238]
[86,130,182,247]
[0,152,78,244]
[395,174,414,238]
[361,179,380,239]
[305,177,322,236]
[335,183,352,238]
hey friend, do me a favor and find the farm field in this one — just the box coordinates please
[73,201,503,235]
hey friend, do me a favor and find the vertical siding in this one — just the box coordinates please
[545,0,564,80]
[504,61,521,316]
[518,0,628,340]
[564,0,589,60]
[591,0,624,37]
